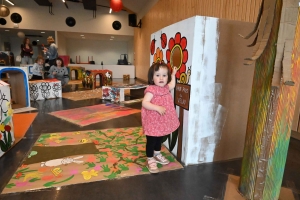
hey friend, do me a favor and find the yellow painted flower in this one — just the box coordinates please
[51,167,63,176]
[23,172,43,181]
[79,139,89,143]
[5,101,11,107]
[81,169,98,180]
[0,124,5,132]
[73,132,81,135]
[54,140,62,144]
[7,107,13,117]
[49,134,61,140]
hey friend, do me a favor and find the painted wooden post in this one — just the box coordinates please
[239,0,300,199]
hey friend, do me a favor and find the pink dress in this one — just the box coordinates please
[141,85,180,136]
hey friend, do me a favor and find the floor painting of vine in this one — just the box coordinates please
[2,126,183,194]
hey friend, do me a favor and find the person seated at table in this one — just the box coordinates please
[31,56,44,80]
[48,57,69,86]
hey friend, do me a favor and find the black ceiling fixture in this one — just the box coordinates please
[34,0,53,15]
[0,18,6,25]
[82,0,96,18]
[25,34,43,37]
[32,41,38,46]
[112,21,121,30]
[10,13,22,23]
[66,17,76,27]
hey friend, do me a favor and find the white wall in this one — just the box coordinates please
[66,38,133,65]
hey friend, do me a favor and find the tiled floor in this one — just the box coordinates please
[0,79,299,200]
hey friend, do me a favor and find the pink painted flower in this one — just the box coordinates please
[94,165,101,171]
[70,169,79,175]
[16,181,29,187]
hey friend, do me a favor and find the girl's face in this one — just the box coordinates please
[56,60,62,66]
[38,59,44,65]
[153,67,168,87]
[26,39,30,44]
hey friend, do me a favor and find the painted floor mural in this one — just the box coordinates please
[62,88,103,101]
[2,127,183,194]
[49,104,141,126]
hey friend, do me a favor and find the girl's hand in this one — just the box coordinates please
[172,66,178,76]
[156,106,166,115]
[52,72,57,75]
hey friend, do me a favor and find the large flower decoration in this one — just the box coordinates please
[30,84,38,94]
[39,82,51,93]
[166,32,188,79]
[153,47,164,64]
[52,83,61,92]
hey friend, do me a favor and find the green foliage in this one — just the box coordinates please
[142,167,148,172]
[166,155,175,162]
[84,162,96,169]
[118,164,129,171]
[5,183,16,188]
[101,165,110,172]
[105,172,117,179]
[123,157,133,163]
[29,178,40,182]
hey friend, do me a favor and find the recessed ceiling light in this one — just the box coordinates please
[5,30,9,31]
[41,32,45,33]
[80,35,84,36]
[37,40,39,41]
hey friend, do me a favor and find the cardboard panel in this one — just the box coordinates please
[214,20,255,161]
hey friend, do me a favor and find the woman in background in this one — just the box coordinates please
[43,36,58,66]
[48,57,69,86]
[20,37,33,64]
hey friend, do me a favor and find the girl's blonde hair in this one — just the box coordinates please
[35,55,44,63]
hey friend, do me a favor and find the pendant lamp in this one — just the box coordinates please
[0,0,10,17]
[110,0,123,12]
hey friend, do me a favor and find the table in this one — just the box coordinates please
[102,84,147,102]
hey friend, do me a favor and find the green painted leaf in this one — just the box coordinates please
[142,167,148,172]
[118,164,129,171]
[98,152,108,155]
[124,158,133,163]
[3,116,11,125]
[7,132,12,147]
[166,155,175,162]
[113,152,122,158]
[157,163,163,168]
[105,172,117,179]
[101,165,110,172]
[137,158,146,163]
[29,178,40,182]
[5,183,16,188]
[43,181,55,187]
[0,140,8,152]
[99,157,106,162]
[105,145,112,148]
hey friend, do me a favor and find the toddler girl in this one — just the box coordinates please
[141,62,180,173]
[31,56,44,80]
